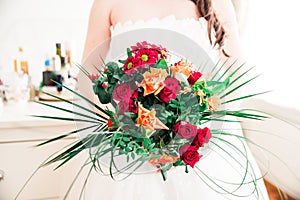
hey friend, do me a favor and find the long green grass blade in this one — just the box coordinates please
[52,80,110,117]
[74,62,89,77]
[36,124,98,147]
[216,60,238,82]
[222,91,271,105]
[211,59,229,80]
[34,101,106,123]
[227,66,255,88]
[209,59,221,75]
[40,91,108,121]
[220,75,260,99]
[31,115,100,124]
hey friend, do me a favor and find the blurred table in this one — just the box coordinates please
[0,101,82,200]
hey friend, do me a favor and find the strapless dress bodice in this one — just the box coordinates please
[109,15,220,62]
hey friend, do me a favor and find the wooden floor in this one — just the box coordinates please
[264,179,296,200]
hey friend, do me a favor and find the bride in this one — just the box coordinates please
[76,0,269,199]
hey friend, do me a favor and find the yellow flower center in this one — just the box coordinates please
[127,62,133,69]
[141,54,148,62]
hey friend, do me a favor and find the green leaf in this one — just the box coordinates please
[148,143,155,150]
[122,137,131,142]
[136,148,145,155]
[212,83,226,94]
[106,62,119,72]
[94,85,111,104]
[119,149,127,154]
[206,81,223,87]
[151,155,162,159]
[118,59,127,64]
[143,138,151,149]
[119,141,126,147]
[125,147,132,152]
[161,163,173,172]
[156,59,168,69]
[149,148,159,153]
[173,160,185,166]
[127,48,133,57]
[223,76,231,87]
[123,112,136,118]
[131,152,135,160]
[140,156,151,161]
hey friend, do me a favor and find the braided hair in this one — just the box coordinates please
[190,0,229,56]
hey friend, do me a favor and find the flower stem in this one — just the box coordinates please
[160,170,166,181]
[185,165,189,173]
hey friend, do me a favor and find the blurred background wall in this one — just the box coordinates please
[242,0,300,109]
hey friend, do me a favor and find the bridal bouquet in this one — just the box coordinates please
[89,41,217,176]
[17,41,269,199]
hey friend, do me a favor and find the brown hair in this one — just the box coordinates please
[190,0,228,56]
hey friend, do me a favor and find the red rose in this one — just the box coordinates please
[128,98,138,114]
[174,121,197,139]
[113,83,134,102]
[188,71,202,86]
[164,78,181,95]
[118,99,137,114]
[159,87,176,103]
[131,90,139,99]
[179,144,202,167]
[192,127,212,148]
[201,127,212,143]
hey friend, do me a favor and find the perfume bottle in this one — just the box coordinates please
[14,47,29,75]
[54,43,62,71]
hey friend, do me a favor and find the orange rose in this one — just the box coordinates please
[170,59,193,78]
[149,154,180,165]
[140,68,168,96]
[136,103,169,133]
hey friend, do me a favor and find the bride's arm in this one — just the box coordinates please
[78,0,113,112]
[212,0,245,69]
[82,0,113,63]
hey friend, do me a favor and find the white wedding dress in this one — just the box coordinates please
[80,15,269,200]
